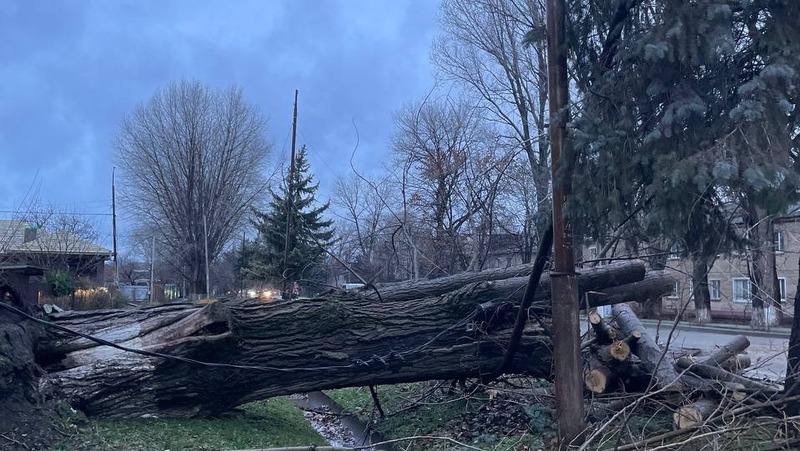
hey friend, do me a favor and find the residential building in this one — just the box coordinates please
[0,219,112,305]
[585,215,800,324]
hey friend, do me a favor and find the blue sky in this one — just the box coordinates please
[0,0,439,247]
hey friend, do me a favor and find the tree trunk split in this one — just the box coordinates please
[33,261,670,418]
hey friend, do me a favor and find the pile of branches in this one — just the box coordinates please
[578,304,796,450]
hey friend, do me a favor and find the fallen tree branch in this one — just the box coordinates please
[498,221,553,373]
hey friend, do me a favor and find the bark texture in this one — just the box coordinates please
[33,262,668,418]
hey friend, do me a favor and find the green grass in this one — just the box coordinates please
[329,383,470,438]
[328,383,534,450]
[51,397,326,451]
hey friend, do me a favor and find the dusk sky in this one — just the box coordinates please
[0,0,439,248]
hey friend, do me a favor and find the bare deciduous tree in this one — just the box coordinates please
[393,99,492,275]
[116,80,270,295]
[434,0,551,235]
[332,174,390,279]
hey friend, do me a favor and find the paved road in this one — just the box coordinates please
[640,323,789,380]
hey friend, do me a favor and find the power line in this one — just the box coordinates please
[0,209,112,217]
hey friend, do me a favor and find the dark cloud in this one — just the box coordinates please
[0,0,438,227]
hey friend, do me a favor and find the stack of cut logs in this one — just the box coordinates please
[582,304,780,430]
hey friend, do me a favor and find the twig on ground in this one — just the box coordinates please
[0,433,30,450]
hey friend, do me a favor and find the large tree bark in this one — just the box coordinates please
[363,260,648,303]
[785,256,800,415]
[748,208,779,329]
[691,253,712,325]
[32,262,670,418]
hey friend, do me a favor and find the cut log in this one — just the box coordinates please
[608,340,631,361]
[720,354,751,373]
[673,398,718,429]
[612,303,683,390]
[584,357,614,394]
[596,341,631,363]
[674,357,777,392]
[589,310,617,344]
[699,336,750,367]
[623,330,642,354]
[29,263,673,418]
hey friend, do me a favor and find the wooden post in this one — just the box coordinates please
[546,0,585,445]
[149,235,156,304]
[112,167,118,287]
[203,211,210,297]
[283,90,298,300]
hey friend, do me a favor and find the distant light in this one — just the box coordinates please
[247,289,257,298]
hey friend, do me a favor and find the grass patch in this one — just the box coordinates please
[51,397,325,450]
[328,383,535,450]
[329,383,470,438]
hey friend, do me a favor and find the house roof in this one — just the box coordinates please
[0,220,112,257]
[0,264,45,276]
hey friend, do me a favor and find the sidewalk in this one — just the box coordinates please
[581,315,791,339]
[637,318,791,339]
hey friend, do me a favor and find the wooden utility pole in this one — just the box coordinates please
[112,167,118,286]
[149,235,156,304]
[240,231,246,295]
[546,0,585,446]
[282,89,299,299]
[203,211,210,297]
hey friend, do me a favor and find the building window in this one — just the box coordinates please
[709,279,721,301]
[668,281,680,298]
[779,277,787,302]
[774,231,785,253]
[732,278,751,303]
[667,243,681,260]
[589,245,598,260]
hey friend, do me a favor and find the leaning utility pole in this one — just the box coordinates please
[112,167,118,286]
[546,0,585,446]
[282,89,299,299]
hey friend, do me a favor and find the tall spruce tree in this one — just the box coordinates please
[247,146,334,296]
[572,0,797,321]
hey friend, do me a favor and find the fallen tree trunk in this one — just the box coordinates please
[28,262,670,418]
[358,261,647,303]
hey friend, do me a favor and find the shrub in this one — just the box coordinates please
[44,270,75,297]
